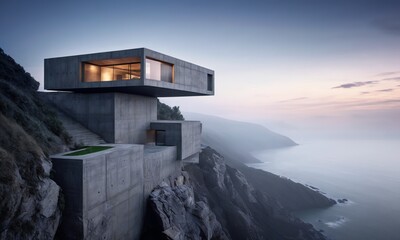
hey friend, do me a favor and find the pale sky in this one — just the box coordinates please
[1,0,399,137]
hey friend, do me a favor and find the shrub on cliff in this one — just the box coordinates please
[157,100,184,120]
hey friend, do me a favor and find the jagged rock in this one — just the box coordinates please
[143,179,229,240]
[41,157,53,177]
[38,179,60,218]
[0,155,61,240]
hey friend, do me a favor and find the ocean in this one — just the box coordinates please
[248,138,400,240]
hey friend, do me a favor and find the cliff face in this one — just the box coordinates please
[0,48,68,239]
[186,147,330,240]
[144,147,333,240]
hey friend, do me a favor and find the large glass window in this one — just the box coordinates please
[146,58,173,83]
[82,62,141,82]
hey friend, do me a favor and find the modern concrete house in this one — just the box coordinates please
[44,48,214,239]
[45,48,214,96]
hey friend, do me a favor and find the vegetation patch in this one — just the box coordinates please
[157,100,184,120]
[64,146,113,156]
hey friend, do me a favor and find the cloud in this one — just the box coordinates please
[333,76,400,90]
[376,89,393,92]
[332,81,377,89]
[278,97,308,103]
[348,99,400,107]
[376,71,400,76]
[382,77,400,81]
[360,91,370,95]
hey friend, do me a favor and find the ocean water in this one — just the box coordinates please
[249,138,400,240]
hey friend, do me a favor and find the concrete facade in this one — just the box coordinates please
[44,48,214,97]
[51,144,182,240]
[150,121,201,163]
[52,144,144,240]
[143,145,180,197]
[44,92,157,144]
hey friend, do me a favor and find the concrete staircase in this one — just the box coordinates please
[54,109,106,146]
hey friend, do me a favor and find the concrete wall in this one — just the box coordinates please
[143,48,214,94]
[44,92,157,144]
[143,145,180,198]
[181,121,202,160]
[44,48,214,97]
[52,144,144,240]
[113,94,157,144]
[51,144,182,240]
[150,121,201,162]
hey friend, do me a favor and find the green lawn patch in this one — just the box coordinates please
[64,146,113,156]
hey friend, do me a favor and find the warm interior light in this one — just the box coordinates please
[89,65,97,71]
[82,59,141,82]
[101,66,113,81]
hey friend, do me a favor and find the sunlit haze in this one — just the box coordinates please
[1,0,399,138]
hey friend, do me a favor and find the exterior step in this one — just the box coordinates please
[54,109,106,146]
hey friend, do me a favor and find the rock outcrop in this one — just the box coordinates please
[142,175,229,240]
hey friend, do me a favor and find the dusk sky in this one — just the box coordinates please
[1,0,399,137]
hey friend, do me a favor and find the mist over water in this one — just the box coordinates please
[249,136,400,240]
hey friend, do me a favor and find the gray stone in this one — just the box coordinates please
[39,179,60,218]
[144,179,229,240]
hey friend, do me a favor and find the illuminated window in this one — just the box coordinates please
[146,58,173,83]
[82,59,141,82]
[101,66,113,81]
[83,64,100,82]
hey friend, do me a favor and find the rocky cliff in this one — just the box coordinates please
[144,147,334,240]
[0,48,69,239]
